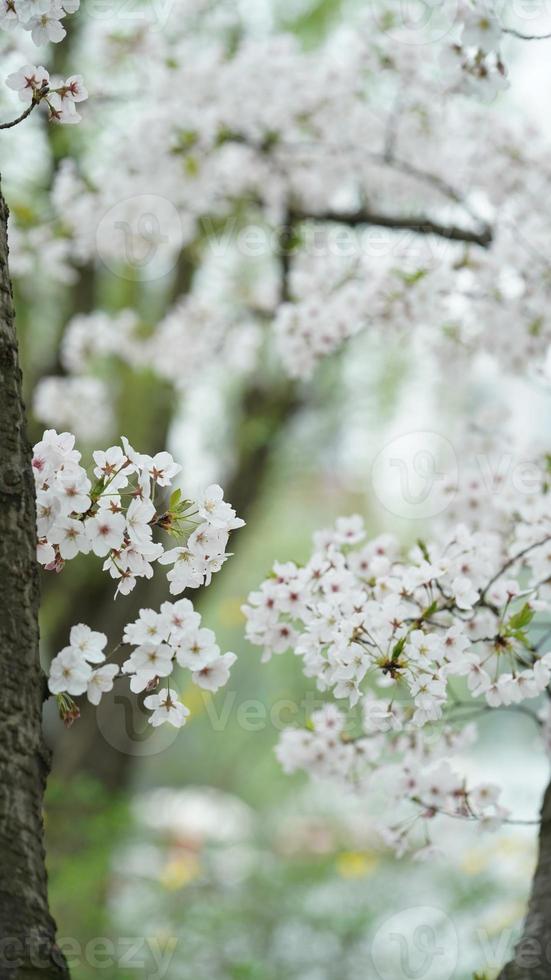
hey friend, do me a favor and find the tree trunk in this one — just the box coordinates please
[0,181,68,978]
[497,773,551,979]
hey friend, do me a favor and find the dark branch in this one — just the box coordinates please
[288,207,493,248]
[502,26,551,40]
[479,535,551,602]
[0,85,48,131]
[0,101,38,131]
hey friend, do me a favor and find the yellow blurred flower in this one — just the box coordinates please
[336,851,379,878]
[159,853,201,890]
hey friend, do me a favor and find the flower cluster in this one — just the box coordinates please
[56,301,233,387]
[0,0,79,45]
[31,300,261,440]
[244,513,551,854]
[441,1,510,99]
[274,283,365,381]
[48,599,237,727]
[32,429,243,597]
[33,377,113,442]
[8,0,551,394]
[6,64,87,124]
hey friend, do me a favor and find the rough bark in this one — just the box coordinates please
[497,774,551,979]
[0,181,68,978]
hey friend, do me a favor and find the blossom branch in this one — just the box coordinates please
[479,536,551,602]
[0,101,40,131]
[415,800,539,827]
[0,81,49,131]
[502,27,551,41]
[288,206,493,248]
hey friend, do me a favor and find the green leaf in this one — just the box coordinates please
[391,636,407,661]
[508,629,531,649]
[416,539,430,562]
[184,155,199,177]
[528,316,543,337]
[169,487,182,511]
[400,267,428,286]
[507,603,534,632]
[420,600,439,621]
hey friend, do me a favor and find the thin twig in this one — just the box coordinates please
[0,83,49,131]
[479,536,551,602]
[417,800,540,827]
[502,27,551,41]
[0,101,39,131]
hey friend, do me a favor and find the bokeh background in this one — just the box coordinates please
[2,1,551,977]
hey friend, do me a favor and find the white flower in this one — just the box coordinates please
[6,64,49,103]
[33,429,79,481]
[175,627,219,669]
[196,484,244,530]
[122,643,174,693]
[160,598,201,640]
[49,648,92,696]
[114,571,136,597]
[142,451,181,487]
[69,624,107,663]
[0,0,19,28]
[36,488,61,537]
[123,608,171,647]
[54,466,91,514]
[85,510,126,557]
[37,540,55,565]
[125,497,155,548]
[49,517,91,560]
[192,652,237,692]
[363,695,402,733]
[485,681,503,708]
[159,547,205,592]
[92,446,128,486]
[28,11,67,45]
[121,436,149,493]
[467,664,492,697]
[144,689,189,728]
[452,575,479,611]
[47,92,81,125]
[59,74,87,103]
[461,11,502,52]
[187,524,232,585]
[334,515,365,546]
[17,1,51,16]
[470,782,501,812]
[87,664,119,705]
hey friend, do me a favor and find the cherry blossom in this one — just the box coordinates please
[1,2,84,127]
[32,429,244,595]
[86,664,118,706]
[48,598,238,727]
[144,690,190,729]
[48,648,92,696]
[244,509,551,855]
[6,64,49,102]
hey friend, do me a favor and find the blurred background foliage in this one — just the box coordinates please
[0,0,542,976]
